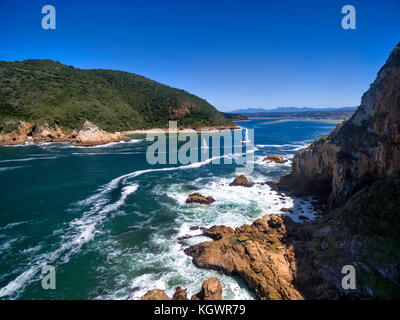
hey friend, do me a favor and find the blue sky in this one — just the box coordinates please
[0,0,399,111]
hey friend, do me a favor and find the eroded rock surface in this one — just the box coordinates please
[191,277,222,300]
[229,175,254,187]
[0,120,127,146]
[275,42,400,209]
[140,278,223,300]
[141,289,171,300]
[186,193,215,205]
[263,155,286,163]
[74,121,128,146]
[185,214,305,300]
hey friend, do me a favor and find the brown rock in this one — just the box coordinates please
[263,155,286,163]
[229,175,254,187]
[0,120,127,146]
[184,214,304,300]
[186,193,215,205]
[141,289,171,300]
[191,277,222,300]
[274,43,400,209]
[280,208,293,213]
[74,121,128,146]
[141,278,222,301]
[173,287,188,300]
[0,121,35,145]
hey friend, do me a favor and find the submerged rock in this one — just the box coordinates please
[229,175,254,187]
[186,193,215,205]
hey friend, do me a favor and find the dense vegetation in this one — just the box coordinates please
[221,112,248,121]
[0,59,232,132]
[311,170,400,298]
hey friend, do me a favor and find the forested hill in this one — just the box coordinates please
[0,59,232,132]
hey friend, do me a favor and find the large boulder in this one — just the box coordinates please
[74,121,128,146]
[141,289,171,300]
[172,287,188,300]
[263,155,286,163]
[140,279,222,300]
[184,214,305,300]
[229,175,254,187]
[191,277,222,300]
[186,193,215,205]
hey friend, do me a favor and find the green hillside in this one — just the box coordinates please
[0,59,232,132]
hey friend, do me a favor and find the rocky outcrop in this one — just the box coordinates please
[186,193,215,205]
[74,121,128,146]
[185,214,307,300]
[173,287,188,300]
[263,155,286,163]
[0,120,128,146]
[256,43,400,299]
[140,278,223,300]
[191,277,222,300]
[229,175,254,187]
[0,121,36,145]
[141,289,171,300]
[273,42,400,209]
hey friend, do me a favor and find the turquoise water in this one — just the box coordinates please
[0,119,337,300]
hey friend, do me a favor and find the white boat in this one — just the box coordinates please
[242,128,251,144]
[202,137,209,148]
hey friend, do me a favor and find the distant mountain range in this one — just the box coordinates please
[229,106,357,114]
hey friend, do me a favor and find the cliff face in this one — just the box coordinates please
[279,42,400,208]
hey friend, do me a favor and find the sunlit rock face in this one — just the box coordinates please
[279,42,400,209]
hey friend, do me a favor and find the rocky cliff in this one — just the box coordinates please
[183,42,400,300]
[277,42,400,209]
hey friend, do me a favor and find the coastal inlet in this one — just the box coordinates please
[0,118,338,299]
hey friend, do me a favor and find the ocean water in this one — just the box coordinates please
[0,118,338,300]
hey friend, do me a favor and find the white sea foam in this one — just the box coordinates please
[115,231,255,301]
[72,139,142,149]
[0,156,59,163]
[0,237,20,254]
[0,181,139,299]
[20,244,42,254]
[0,139,318,299]
[127,164,320,300]
[0,221,28,231]
[0,166,25,172]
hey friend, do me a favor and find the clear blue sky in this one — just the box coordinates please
[0,0,399,111]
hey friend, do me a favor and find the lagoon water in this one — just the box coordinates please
[0,119,337,300]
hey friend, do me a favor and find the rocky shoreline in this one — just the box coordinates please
[0,120,128,147]
[0,121,241,147]
[142,278,223,300]
[183,42,400,300]
[141,42,400,300]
